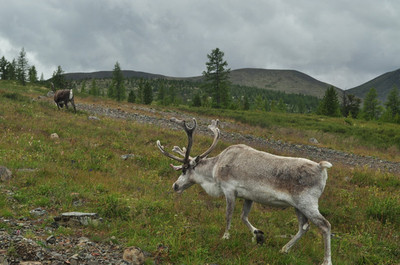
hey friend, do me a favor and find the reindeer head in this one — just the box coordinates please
[157,117,220,193]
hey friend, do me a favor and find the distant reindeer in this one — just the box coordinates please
[52,82,76,113]
[157,118,333,265]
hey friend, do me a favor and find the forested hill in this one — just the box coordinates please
[347,68,400,103]
[64,68,340,99]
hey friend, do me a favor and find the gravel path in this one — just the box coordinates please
[77,102,400,175]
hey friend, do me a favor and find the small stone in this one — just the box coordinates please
[0,166,12,182]
[309,137,319,144]
[121,154,135,160]
[88,116,100,121]
[46,235,56,244]
[123,246,145,265]
[29,207,47,216]
[50,133,59,139]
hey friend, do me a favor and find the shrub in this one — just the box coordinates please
[367,197,400,225]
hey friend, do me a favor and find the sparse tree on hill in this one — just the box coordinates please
[362,88,381,120]
[89,78,99,96]
[384,86,400,118]
[17,48,29,85]
[0,56,8,80]
[52,66,66,89]
[143,81,153,105]
[342,92,361,118]
[8,59,17,80]
[317,86,341,117]
[109,62,125,101]
[202,48,231,108]
[192,92,202,107]
[128,90,136,103]
[28,65,38,83]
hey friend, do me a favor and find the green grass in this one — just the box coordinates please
[0,81,399,264]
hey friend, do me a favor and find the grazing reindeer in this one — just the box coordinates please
[53,82,76,113]
[157,118,333,265]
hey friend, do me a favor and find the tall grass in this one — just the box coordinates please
[0,82,399,264]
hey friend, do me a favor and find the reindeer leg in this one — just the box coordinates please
[222,192,236,240]
[281,208,309,253]
[64,101,69,109]
[241,199,264,244]
[71,99,76,113]
[299,205,332,265]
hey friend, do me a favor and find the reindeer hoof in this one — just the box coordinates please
[254,230,265,245]
[222,232,230,240]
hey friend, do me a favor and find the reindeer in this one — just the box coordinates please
[52,82,76,113]
[157,117,333,265]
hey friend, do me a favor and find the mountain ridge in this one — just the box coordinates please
[64,68,340,99]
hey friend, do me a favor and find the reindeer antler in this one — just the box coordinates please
[157,117,197,164]
[199,119,220,159]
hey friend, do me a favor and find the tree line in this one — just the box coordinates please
[317,85,400,123]
[3,47,399,124]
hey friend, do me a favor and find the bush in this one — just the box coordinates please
[367,197,400,225]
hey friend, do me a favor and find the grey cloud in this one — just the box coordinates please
[0,0,399,89]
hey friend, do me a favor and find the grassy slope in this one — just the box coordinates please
[0,81,399,264]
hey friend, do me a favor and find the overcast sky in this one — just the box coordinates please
[1,0,399,89]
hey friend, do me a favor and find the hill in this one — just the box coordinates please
[347,68,400,103]
[64,68,341,99]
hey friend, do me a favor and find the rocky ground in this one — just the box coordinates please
[1,97,399,264]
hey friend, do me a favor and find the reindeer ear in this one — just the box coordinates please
[170,164,183,171]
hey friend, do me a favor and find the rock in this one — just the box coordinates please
[29,207,47,217]
[46,235,56,244]
[50,133,59,139]
[54,212,101,226]
[309,137,319,144]
[0,166,12,182]
[123,246,145,265]
[88,115,100,121]
[121,154,135,160]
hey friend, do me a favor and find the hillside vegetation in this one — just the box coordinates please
[1,81,399,264]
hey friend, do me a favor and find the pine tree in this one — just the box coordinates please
[192,92,202,107]
[384,86,400,118]
[362,88,381,120]
[342,93,361,118]
[202,48,231,108]
[109,62,125,101]
[128,90,136,103]
[89,79,99,96]
[0,56,8,80]
[52,66,66,89]
[317,86,341,117]
[28,65,38,83]
[17,48,29,85]
[143,81,153,105]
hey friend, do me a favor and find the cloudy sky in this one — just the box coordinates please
[1,0,399,89]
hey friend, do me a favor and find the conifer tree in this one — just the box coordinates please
[202,48,231,108]
[52,66,66,89]
[362,88,381,120]
[384,86,400,118]
[317,86,341,117]
[28,66,38,83]
[109,62,125,101]
[128,90,136,103]
[143,81,153,105]
[17,48,29,85]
